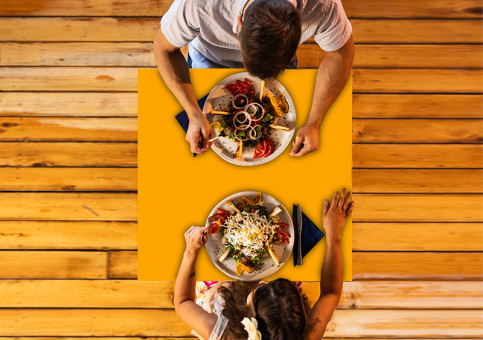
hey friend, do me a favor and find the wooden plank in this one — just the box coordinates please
[0,142,137,167]
[0,67,137,92]
[353,194,483,222]
[0,0,481,18]
[353,169,483,193]
[0,280,481,309]
[0,221,137,249]
[353,69,483,93]
[353,144,483,168]
[109,250,483,280]
[109,251,138,279]
[0,309,480,337]
[353,223,483,251]
[0,251,107,279]
[0,117,137,141]
[3,43,482,69]
[298,44,483,69]
[0,168,137,191]
[353,252,483,280]
[0,92,137,117]
[353,119,483,144]
[352,19,483,43]
[0,18,481,43]
[2,68,482,93]
[353,94,483,119]
[0,193,136,221]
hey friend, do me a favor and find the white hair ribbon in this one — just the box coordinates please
[241,317,262,340]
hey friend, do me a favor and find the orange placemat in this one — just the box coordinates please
[138,69,352,281]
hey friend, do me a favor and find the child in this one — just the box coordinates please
[174,189,353,339]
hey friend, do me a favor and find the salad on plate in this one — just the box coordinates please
[210,78,291,160]
[207,192,291,276]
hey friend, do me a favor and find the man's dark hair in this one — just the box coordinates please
[239,0,301,79]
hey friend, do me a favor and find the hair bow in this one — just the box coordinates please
[241,317,262,340]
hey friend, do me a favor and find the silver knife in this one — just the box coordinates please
[296,204,303,265]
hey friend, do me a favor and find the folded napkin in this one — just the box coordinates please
[292,204,325,266]
[175,95,209,157]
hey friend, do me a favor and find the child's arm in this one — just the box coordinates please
[174,226,217,339]
[305,189,353,340]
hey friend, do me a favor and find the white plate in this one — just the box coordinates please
[202,72,296,166]
[205,191,294,281]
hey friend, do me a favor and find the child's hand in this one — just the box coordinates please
[184,226,208,255]
[322,188,353,242]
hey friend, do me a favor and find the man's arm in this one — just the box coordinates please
[174,226,217,339]
[290,35,354,157]
[153,29,212,154]
[305,189,353,339]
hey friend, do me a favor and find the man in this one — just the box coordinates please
[154,0,354,156]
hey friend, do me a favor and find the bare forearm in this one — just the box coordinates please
[320,236,343,297]
[174,249,199,306]
[306,39,354,128]
[154,31,202,119]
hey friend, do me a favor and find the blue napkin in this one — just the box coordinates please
[292,204,325,266]
[175,95,209,157]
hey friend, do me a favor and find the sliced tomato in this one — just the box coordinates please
[276,237,290,244]
[276,222,288,229]
[277,230,291,239]
[226,84,239,96]
[208,223,220,234]
[253,138,267,158]
[243,78,255,96]
[263,136,275,158]
[217,208,228,219]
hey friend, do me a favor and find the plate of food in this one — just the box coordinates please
[205,191,294,280]
[203,72,296,166]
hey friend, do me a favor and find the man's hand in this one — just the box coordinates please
[186,114,214,154]
[289,123,320,157]
[184,226,208,256]
[322,188,353,242]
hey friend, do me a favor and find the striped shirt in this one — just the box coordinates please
[161,0,352,68]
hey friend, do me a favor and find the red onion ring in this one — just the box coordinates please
[233,111,252,129]
[232,94,248,109]
[249,125,262,140]
[244,102,265,122]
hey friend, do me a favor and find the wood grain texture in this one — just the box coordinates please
[0,67,137,92]
[109,250,483,280]
[352,194,483,222]
[0,221,137,249]
[3,43,482,69]
[353,119,483,143]
[0,193,137,221]
[353,144,483,168]
[353,169,483,193]
[0,142,137,167]
[353,223,483,251]
[0,309,480,337]
[0,0,481,18]
[108,251,138,279]
[0,92,137,117]
[0,280,480,309]
[0,168,137,191]
[0,18,481,43]
[353,69,483,93]
[353,252,483,280]
[0,251,107,279]
[2,68,482,93]
[298,44,483,69]
[0,117,137,141]
[353,94,483,118]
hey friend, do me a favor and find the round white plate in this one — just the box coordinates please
[202,72,296,166]
[205,191,294,281]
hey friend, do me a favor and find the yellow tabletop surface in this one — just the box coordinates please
[138,68,352,281]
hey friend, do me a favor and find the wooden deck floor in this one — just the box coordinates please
[0,0,482,338]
